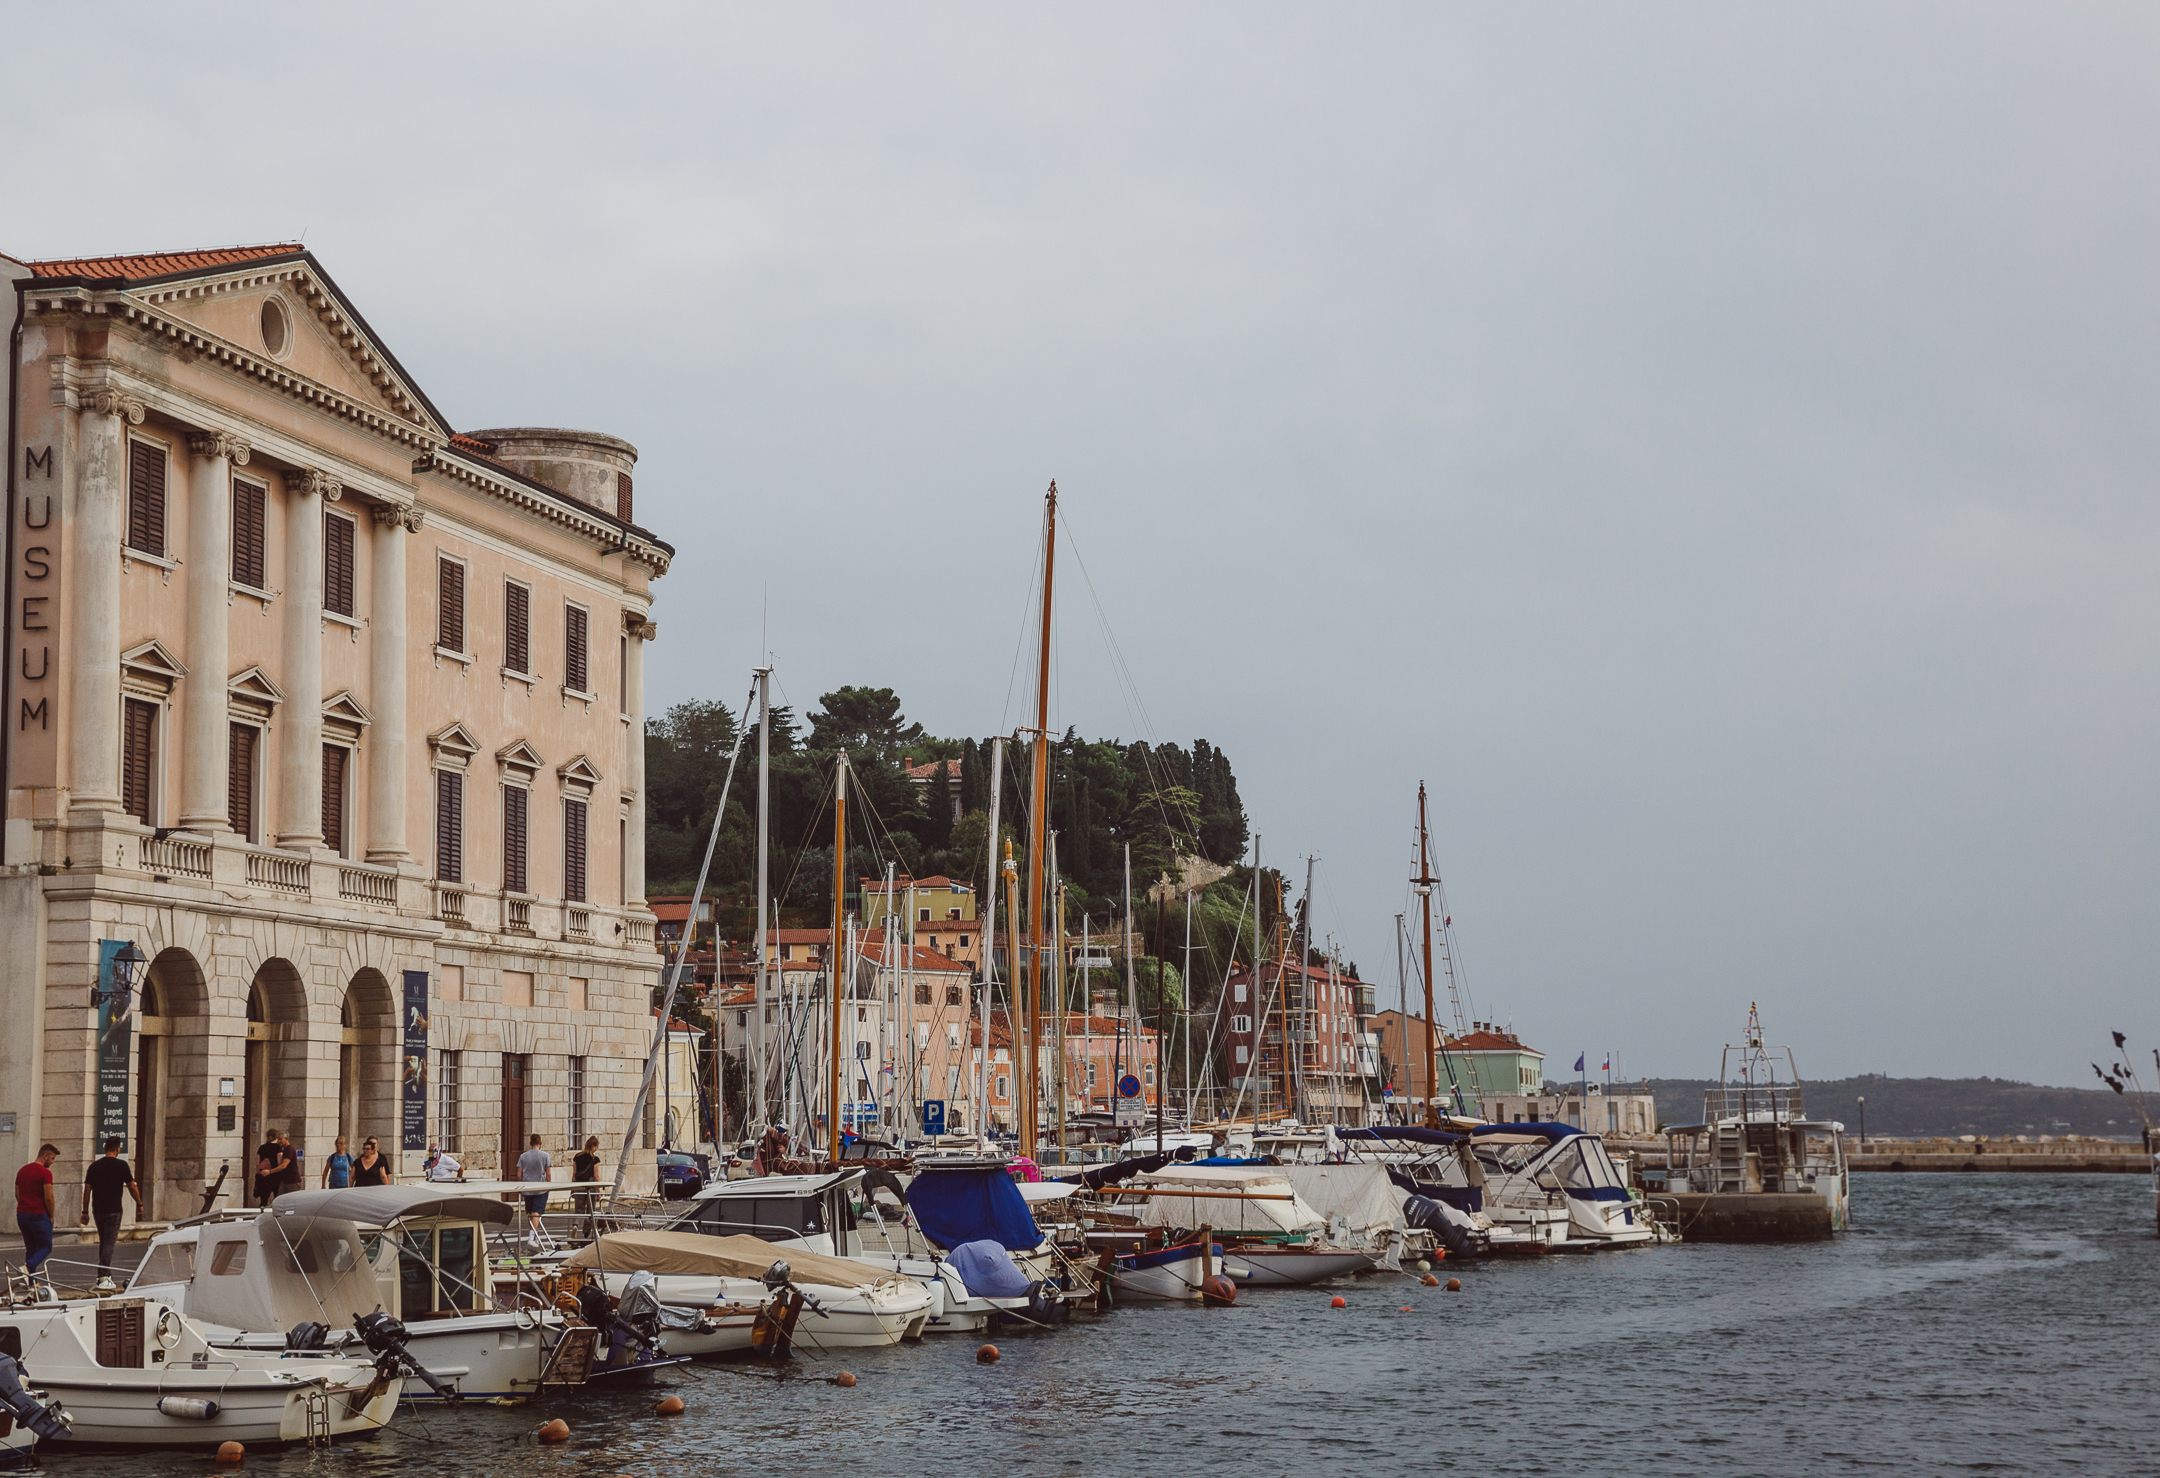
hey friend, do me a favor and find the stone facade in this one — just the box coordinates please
[0,244,672,1216]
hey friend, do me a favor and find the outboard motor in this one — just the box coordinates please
[353,1309,463,1402]
[0,1352,69,1442]
[284,1320,331,1351]
[1402,1195,1481,1258]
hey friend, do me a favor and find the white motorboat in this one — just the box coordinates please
[561,1230,931,1349]
[855,1158,1075,1333]
[128,1185,585,1401]
[0,1293,400,1448]
[1110,1164,1380,1286]
[1341,1122,1669,1251]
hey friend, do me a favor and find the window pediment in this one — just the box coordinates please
[228,665,284,720]
[428,721,481,770]
[557,754,601,796]
[496,739,545,785]
[122,639,188,695]
[322,689,372,744]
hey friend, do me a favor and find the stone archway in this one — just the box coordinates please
[138,947,209,1221]
[244,959,309,1204]
[339,970,400,1153]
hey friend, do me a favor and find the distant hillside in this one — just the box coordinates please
[1552,1076,2150,1139]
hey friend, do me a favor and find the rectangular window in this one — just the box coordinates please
[1234,981,1248,1004]
[435,769,464,882]
[437,1050,461,1151]
[619,635,628,712]
[227,722,257,842]
[504,581,530,674]
[567,977,588,1011]
[127,440,166,557]
[1144,1062,1156,1087]
[501,971,533,1008]
[437,557,465,652]
[567,1056,586,1145]
[324,512,356,616]
[563,797,588,903]
[995,1075,1010,1101]
[564,604,589,693]
[1231,1014,1253,1035]
[232,480,267,589]
[616,471,633,523]
[502,784,529,893]
[122,698,157,826]
[439,964,463,1001]
[321,744,348,857]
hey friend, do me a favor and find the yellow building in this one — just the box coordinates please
[0,243,673,1209]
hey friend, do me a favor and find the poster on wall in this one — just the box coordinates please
[401,970,430,1151]
[96,939,130,1150]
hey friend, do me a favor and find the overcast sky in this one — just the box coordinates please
[10,4,2156,1088]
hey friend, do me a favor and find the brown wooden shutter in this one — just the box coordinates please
[321,744,346,856]
[324,513,356,617]
[565,605,589,694]
[505,583,530,674]
[502,784,528,894]
[563,798,588,903]
[228,723,256,841]
[615,472,633,523]
[436,770,463,882]
[438,558,465,652]
[128,441,167,557]
[233,481,267,589]
[95,1303,145,1368]
[122,699,157,825]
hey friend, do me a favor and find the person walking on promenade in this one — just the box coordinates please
[14,1144,59,1276]
[322,1136,354,1189]
[351,1137,392,1186]
[276,1131,303,1202]
[79,1138,141,1285]
[518,1134,553,1241]
[571,1136,601,1237]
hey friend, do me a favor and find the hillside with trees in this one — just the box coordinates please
[1619,1076,2152,1139]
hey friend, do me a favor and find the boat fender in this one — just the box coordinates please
[1200,1276,1237,1307]
[157,1396,221,1420]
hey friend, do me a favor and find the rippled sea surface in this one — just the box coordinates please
[43,1174,2160,1477]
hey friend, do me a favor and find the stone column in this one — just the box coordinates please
[67,388,143,816]
[275,470,337,851]
[623,614,651,908]
[366,504,418,862]
[180,432,247,831]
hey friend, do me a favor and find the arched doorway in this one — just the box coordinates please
[339,971,399,1152]
[137,948,209,1221]
[243,960,308,1204]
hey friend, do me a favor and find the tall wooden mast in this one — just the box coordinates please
[1416,782,1441,1127]
[828,753,850,1161]
[1022,482,1057,1159]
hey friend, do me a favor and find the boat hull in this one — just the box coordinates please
[206,1312,561,1401]
[591,1271,931,1349]
[36,1369,399,1448]
[1110,1242,1223,1303]
[1216,1248,1376,1286]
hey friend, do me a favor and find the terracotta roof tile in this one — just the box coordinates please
[24,243,305,280]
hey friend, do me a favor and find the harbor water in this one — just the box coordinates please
[45,1173,2156,1476]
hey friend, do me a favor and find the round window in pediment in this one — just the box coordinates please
[260,296,290,358]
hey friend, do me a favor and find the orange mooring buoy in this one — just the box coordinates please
[654,1395,685,1416]
[215,1442,245,1465]
[1445,1277,1462,1292]
[1421,1273,1441,1287]
[976,1343,1000,1363]
[1330,1295,1348,1309]
[835,1371,858,1387]
[537,1418,570,1443]
[1201,1275,1237,1307]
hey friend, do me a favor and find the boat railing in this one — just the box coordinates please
[1701,1083,1806,1123]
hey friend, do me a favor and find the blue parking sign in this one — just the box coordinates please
[921,1100,946,1136]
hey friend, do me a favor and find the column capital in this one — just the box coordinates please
[81,388,145,423]
[293,469,343,501]
[622,610,657,641]
[186,430,252,465]
[370,502,423,533]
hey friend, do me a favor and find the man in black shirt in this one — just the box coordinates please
[79,1137,141,1282]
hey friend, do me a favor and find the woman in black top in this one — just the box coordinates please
[351,1137,392,1186]
[572,1137,601,1229]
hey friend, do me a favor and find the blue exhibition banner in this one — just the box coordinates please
[401,970,430,1151]
[96,939,130,1150]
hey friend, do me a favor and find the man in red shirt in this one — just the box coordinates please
[14,1143,60,1275]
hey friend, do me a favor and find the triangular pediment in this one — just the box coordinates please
[557,754,602,794]
[322,690,373,738]
[495,739,546,781]
[121,639,189,686]
[127,257,447,439]
[228,666,285,705]
[428,722,482,762]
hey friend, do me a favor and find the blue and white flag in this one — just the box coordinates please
[1573,1053,1585,1073]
